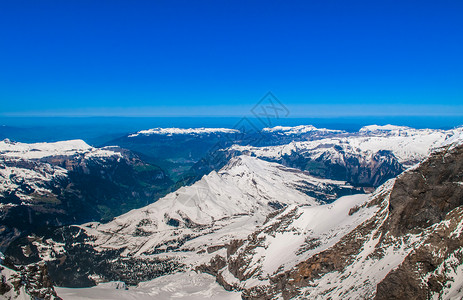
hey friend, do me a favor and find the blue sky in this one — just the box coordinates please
[0,1,462,117]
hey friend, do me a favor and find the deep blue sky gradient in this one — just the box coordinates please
[1,1,462,116]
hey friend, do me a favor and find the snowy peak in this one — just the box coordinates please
[128,127,239,137]
[217,155,351,201]
[80,155,354,257]
[218,154,282,175]
[262,125,344,135]
[100,155,325,228]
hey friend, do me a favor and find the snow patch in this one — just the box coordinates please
[55,271,241,300]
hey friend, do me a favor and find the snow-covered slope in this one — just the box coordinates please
[0,265,30,299]
[224,193,378,282]
[0,139,125,204]
[56,271,241,300]
[211,180,395,295]
[0,139,121,160]
[354,125,461,164]
[128,127,239,137]
[80,155,354,259]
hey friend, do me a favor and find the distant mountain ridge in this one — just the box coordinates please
[228,125,463,187]
[128,127,240,137]
[116,124,463,186]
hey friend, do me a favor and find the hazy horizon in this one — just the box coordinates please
[2,115,463,146]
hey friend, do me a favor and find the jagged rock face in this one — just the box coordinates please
[206,144,463,299]
[0,260,61,300]
[386,145,463,236]
[277,149,403,187]
[375,207,463,300]
[374,144,463,300]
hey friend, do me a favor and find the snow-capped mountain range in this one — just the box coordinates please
[15,155,358,288]
[226,125,463,187]
[2,124,463,300]
[233,124,462,167]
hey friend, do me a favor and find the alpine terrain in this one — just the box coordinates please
[1,124,463,300]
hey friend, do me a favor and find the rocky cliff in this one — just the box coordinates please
[206,143,463,299]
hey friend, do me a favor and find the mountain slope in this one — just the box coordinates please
[8,155,359,287]
[206,142,463,299]
[0,139,173,251]
[83,156,354,255]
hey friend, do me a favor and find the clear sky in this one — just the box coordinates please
[1,1,462,117]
